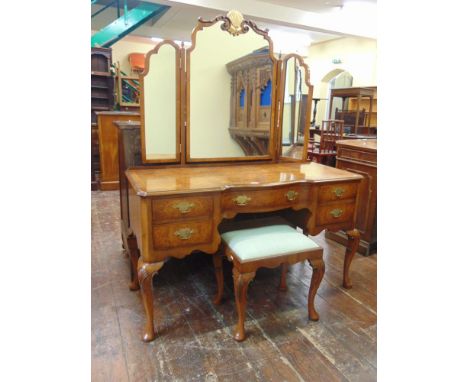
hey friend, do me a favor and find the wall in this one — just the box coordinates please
[305,37,377,125]
[111,37,155,74]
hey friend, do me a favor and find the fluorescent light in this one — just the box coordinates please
[151,37,162,42]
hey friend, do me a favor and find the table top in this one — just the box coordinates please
[114,120,141,129]
[126,162,362,197]
[336,139,377,152]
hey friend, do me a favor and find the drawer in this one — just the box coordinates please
[152,220,213,250]
[318,183,358,203]
[338,148,377,164]
[152,195,212,222]
[316,202,355,226]
[222,185,307,211]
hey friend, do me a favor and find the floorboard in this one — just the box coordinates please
[91,191,377,381]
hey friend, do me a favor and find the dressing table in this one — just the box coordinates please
[122,11,363,342]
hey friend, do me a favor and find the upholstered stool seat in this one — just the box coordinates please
[212,218,325,341]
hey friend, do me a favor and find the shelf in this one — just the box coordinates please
[91,71,111,77]
[92,106,112,111]
[92,94,112,100]
[92,84,110,89]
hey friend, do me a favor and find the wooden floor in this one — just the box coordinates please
[92,191,377,382]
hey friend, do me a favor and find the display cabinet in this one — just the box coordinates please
[226,47,273,155]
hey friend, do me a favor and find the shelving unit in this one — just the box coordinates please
[91,48,114,123]
[91,47,114,190]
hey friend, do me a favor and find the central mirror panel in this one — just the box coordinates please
[141,41,180,163]
[187,19,275,161]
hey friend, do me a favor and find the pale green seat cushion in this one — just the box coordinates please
[221,224,320,263]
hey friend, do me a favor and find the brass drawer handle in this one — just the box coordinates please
[285,190,299,201]
[233,195,251,206]
[173,201,195,214]
[330,208,343,218]
[333,187,345,198]
[174,228,194,240]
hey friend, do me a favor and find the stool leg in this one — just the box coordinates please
[232,268,255,341]
[278,263,288,291]
[308,258,325,321]
[212,253,224,305]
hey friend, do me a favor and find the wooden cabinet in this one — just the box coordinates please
[226,47,273,155]
[96,111,140,190]
[329,87,377,135]
[327,139,377,256]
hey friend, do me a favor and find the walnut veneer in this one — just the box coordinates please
[126,162,363,342]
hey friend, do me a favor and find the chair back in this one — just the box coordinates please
[319,120,344,153]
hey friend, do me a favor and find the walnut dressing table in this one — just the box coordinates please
[126,162,362,341]
[122,10,364,342]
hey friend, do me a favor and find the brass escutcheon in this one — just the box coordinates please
[173,201,195,214]
[174,228,194,240]
[333,187,345,198]
[330,208,343,218]
[233,195,251,206]
[285,190,299,201]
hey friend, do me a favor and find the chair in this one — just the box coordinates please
[212,218,325,341]
[308,119,344,165]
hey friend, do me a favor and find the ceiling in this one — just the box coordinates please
[91,0,377,49]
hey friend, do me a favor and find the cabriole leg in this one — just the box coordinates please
[137,258,164,342]
[232,269,255,342]
[308,258,325,321]
[343,229,360,289]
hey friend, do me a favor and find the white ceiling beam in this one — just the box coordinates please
[148,0,376,39]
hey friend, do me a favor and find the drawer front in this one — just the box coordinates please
[338,148,377,164]
[152,220,213,250]
[152,196,212,222]
[316,202,355,226]
[222,185,307,211]
[318,183,358,203]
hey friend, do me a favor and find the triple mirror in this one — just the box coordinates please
[140,11,313,164]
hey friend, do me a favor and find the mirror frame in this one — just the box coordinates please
[185,12,280,163]
[140,40,182,164]
[277,53,314,162]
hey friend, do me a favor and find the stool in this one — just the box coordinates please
[212,220,325,341]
